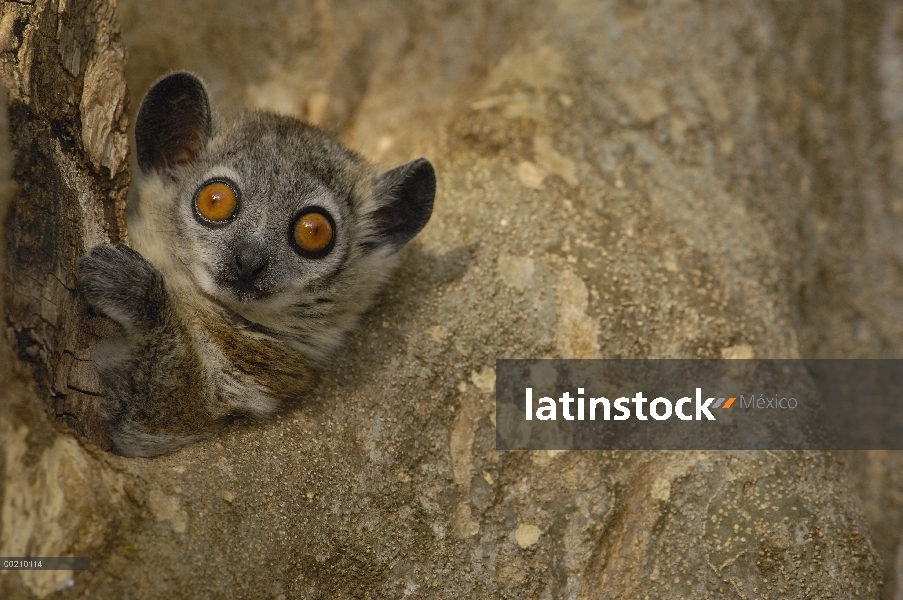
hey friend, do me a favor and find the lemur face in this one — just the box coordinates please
[132,73,435,326]
[171,116,358,309]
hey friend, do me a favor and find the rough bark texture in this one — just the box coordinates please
[0,0,129,450]
[4,0,903,598]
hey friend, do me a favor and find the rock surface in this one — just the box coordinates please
[4,0,903,598]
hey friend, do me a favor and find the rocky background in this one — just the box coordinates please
[3,0,903,598]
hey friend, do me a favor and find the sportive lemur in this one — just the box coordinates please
[78,73,435,457]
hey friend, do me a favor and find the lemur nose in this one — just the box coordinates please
[233,240,269,283]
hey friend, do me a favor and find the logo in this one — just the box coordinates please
[520,389,797,422]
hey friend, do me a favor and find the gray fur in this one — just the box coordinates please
[78,73,435,457]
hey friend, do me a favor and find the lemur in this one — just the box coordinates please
[78,73,435,456]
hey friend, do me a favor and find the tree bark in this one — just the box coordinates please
[1,0,129,450]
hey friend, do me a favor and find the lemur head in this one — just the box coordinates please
[131,72,435,359]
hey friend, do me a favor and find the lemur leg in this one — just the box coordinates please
[79,244,216,456]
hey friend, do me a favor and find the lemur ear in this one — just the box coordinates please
[135,72,212,175]
[372,158,436,250]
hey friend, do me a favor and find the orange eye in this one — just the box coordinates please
[293,211,334,255]
[195,182,237,222]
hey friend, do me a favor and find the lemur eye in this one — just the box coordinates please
[195,181,238,223]
[293,209,335,257]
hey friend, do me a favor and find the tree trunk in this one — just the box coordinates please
[0,3,136,599]
[1,0,129,450]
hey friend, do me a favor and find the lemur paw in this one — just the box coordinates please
[78,244,166,328]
